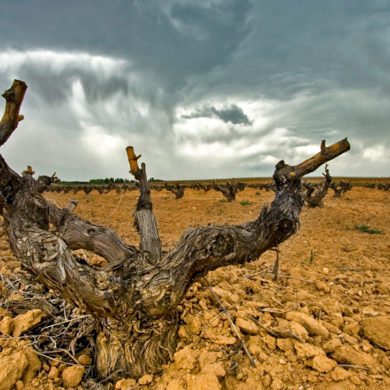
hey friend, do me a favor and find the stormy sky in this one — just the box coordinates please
[0,0,389,180]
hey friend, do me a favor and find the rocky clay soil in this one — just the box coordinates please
[0,185,389,390]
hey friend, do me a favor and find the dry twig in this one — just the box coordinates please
[203,277,256,367]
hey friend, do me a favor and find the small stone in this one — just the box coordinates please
[48,366,59,379]
[166,379,182,390]
[61,365,85,388]
[58,363,67,373]
[173,345,199,370]
[178,326,188,339]
[330,313,344,328]
[323,321,341,334]
[203,362,226,377]
[115,378,137,389]
[271,377,283,390]
[294,342,325,359]
[184,315,202,335]
[235,317,258,335]
[322,337,342,353]
[263,334,276,350]
[286,311,329,338]
[0,316,13,335]
[138,374,153,385]
[315,281,330,293]
[312,354,337,372]
[330,366,351,381]
[51,359,60,367]
[262,374,272,387]
[277,338,293,352]
[247,336,264,356]
[186,373,220,390]
[350,376,361,385]
[343,320,360,337]
[77,354,92,366]
[202,328,236,345]
[290,321,309,341]
[12,309,44,337]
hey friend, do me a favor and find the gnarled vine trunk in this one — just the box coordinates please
[302,164,332,207]
[212,181,246,201]
[0,80,351,379]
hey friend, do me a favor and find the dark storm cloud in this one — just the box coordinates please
[182,104,252,125]
[0,0,252,91]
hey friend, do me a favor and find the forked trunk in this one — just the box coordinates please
[0,80,351,379]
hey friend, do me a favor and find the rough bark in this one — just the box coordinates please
[212,181,246,201]
[164,183,185,200]
[302,165,332,207]
[126,146,162,263]
[330,180,352,198]
[0,80,351,379]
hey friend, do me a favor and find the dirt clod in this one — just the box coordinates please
[361,316,390,350]
[12,309,44,337]
[286,311,329,338]
[61,365,85,388]
[311,354,337,372]
[235,317,258,334]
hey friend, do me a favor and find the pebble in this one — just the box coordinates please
[286,311,329,338]
[61,365,85,388]
[138,374,153,385]
[235,317,258,335]
[48,366,59,379]
[115,378,137,389]
[330,366,351,381]
[78,354,92,366]
[12,309,45,337]
[311,354,337,372]
[0,316,13,335]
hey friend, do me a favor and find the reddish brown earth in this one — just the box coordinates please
[0,186,389,389]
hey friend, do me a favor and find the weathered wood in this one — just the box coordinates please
[330,180,352,198]
[0,80,351,379]
[164,183,185,199]
[303,165,332,207]
[0,80,27,146]
[126,146,162,263]
[212,181,245,201]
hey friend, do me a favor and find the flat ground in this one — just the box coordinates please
[0,186,389,389]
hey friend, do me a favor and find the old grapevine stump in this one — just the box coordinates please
[0,80,350,379]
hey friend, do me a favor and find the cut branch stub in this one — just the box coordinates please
[293,138,350,178]
[126,146,142,175]
[0,80,27,146]
[126,146,162,263]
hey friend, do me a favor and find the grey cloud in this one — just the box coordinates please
[182,104,252,125]
[0,0,252,92]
